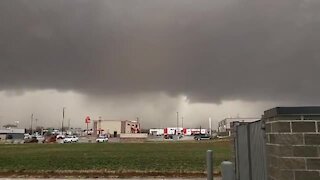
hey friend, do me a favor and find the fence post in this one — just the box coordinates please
[221,161,235,180]
[246,124,252,180]
[207,150,213,180]
[234,123,240,180]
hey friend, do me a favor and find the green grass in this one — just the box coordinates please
[0,141,231,174]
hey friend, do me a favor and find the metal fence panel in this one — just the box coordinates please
[249,121,267,180]
[234,120,267,180]
[236,125,250,180]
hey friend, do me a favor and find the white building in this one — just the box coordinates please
[149,129,164,136]
[0,128,25,140]
[93,119,140,137]
[218,117,259,136]
[149,128,210,136]
[164,127,183,135]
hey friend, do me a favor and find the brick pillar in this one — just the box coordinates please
[265,117,320,180]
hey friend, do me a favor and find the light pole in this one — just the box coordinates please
[62,107,66,134]
[209,117,212,136]
[35,119,38,132]
[136,117,140,133]
[99,116,102,135]
[31,114,34,135]
[68,118,71,131]
[176,112,179,135]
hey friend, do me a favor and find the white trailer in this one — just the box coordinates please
[149,129,164,136]
[164,127,183,135]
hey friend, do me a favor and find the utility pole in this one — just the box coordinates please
[136,117,140,133]
[176,112,179,135]
[68,118,71,131]
[209,117,212,136]
[31,114,34,135]
[99,116,102,135]
[62,107,65,134]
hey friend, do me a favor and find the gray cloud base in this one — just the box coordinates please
[1,0,320,103]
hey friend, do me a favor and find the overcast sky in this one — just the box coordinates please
[1,0,320,129]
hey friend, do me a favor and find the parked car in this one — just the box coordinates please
[194,134,212,140]
[217,135,231,139]
[164,134,173,139]
[36,135,45,143]
[43,135,57,143]
[96,136,108,143]
[63,136,79,143]
[24,136,39,143]
[24,134,31,139]
[56,134,65,139]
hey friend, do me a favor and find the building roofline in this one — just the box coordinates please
[263,106,320,118]
[93,119,138,122]
[221,117,260,120]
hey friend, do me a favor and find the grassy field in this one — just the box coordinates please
[0,140,231,177]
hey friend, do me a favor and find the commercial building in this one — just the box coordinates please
[164,127,183,135]
[149,128,164,136]
[0,128,25,140]
[93,119,140,137]
[183,128,208,135]
[218,117,259,136]
[232,106,320,180]
[149,127,209,136]
[263,106,320,180]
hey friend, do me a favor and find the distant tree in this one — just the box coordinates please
[25,128,32,134]
[6,134,13,139]
[35,126,44,133]
[2,124,17,128]
[61,127,68,132]
[44,131,52,137]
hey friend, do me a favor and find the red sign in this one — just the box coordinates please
[164,128,168,135]
[85,116,91,124]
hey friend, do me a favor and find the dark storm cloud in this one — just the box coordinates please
[1,0,320,103]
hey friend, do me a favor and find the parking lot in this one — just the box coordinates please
[2,134,218,144]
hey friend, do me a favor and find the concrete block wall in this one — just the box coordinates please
[265,117,320,180]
